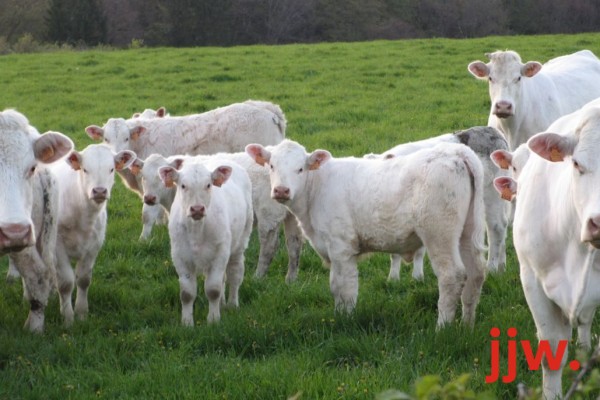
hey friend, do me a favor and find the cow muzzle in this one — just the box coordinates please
[144,194,157,206]
[493,101,514,119]
[91,187,108,204]
[583,215,600,248]
[272,186,290,202]
[0,223,34,251]
[189,205,206,221]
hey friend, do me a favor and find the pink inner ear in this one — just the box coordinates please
[68,153,81,170]
[246,145,269,166]
[491,151,511,170]
[86,126,103,140]
[468,62,488,78]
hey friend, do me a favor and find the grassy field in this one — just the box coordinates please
[1,33,600,399]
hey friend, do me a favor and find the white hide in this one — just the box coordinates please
[369,127,509,275]
[162,158,253,326]
[49,144,135,325]
[133,151,303,283]
[246,140,486,328]
[513,105,600,399]
[468,50,600,149]
[0,109,73,332]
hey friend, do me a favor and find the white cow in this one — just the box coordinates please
[246,140,486,327]
[160,158,253,326]
[131,151,303,283]
[468,50,600,149]
[131,106,168,119]
[513,104,600,398]
[0,110,73,332]
[50,144,135,325]
[368,126,509,276]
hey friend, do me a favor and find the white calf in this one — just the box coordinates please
[247,140,486,327]
[0,110,73,332]
[513,104,600,398]
[160,158,253,325]
[50,144,135,325]
[132,151,303,283]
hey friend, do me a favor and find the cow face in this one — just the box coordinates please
[85,118,146,154]
[528,106,600,247]
[133,154,184,207]
[0,110,73,252]
[67,144,135,205]
[246,140,331,203]
[469,51,542,119]
[490,143,531,180]
[159,162,231,221]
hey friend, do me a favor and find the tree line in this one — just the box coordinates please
[1,0,599,48]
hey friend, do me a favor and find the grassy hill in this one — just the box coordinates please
[2,33,600,399]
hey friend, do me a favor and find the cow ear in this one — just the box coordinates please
[521,61,542,78]
[307,150,331,170]
[493,176,517,201]
[85,125,104,141]
[468,61,489,79]
[115,150,136,171]
[158,166,178,188]
[490,149,513,170]
[171,157,185,170]
[34,131,74,163]
[156,107,167,118]
[132,112,141,118]
[528,132,576,162]
[130,126,146,141]
[245,144,271,166]
[66,151,83,171]
[129,158,144,176]
[211,166,232,187]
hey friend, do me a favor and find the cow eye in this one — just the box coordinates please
[515,76,521,83]
[27,165,36,177]
[83,168,88,174]
[573,160,584,174]
[270,164,274,171]
[104,138,110,144]
[297,167,303,174]
[181,184,186,189]
[206,183,211,189]
[110,168,114,173]
[125,138,129,142]
[488,76,493,82]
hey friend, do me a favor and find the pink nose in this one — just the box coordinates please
[272,186,290,200]
[92,187,108,202]
[0,223,33,250]
[144,194,157,205]
[586,215,600,246]
[189,205,206,220]
[494,101,513,118]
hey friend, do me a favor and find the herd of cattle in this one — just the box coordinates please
[3,48,600,398]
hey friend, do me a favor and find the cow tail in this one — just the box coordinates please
[461,147,487,255]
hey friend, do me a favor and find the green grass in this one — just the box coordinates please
[1,33,600,399]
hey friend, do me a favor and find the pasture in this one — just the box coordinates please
[1,33,600,399]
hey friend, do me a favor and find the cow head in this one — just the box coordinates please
[246,140,331,203]
[86,118,146,154]
[131,107,168,119]
[0,110,73,252]
[528,106,600,248]
[133,154,185,207]
[67,144,135,205]
[159,161,231,221]
[468,50,542,119]
[490,143,531,179]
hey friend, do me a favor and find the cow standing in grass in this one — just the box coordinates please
[159,158,253,326]
[50,144,135,325]
[246,140,486,327]
[0,109,73,332]
[468,50,600,149]
[513,103,600,399]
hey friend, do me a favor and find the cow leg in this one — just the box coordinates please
[411,246,426,281]
[576,309,595,350]
[328,244,359,314]
[484,191,509,273]
[283,212,303,284]
[204,255,228,324]
[459,230,486,327]
[387,254,402,281]
[254,213,279,280]
[178,271,197,327]
[74,254,97,320]
[55,242,75,326]
[225,251,245,308]
[10,249,52,333]
[6,257,21,283]
[521,262,571,399]
[139,203,163,241]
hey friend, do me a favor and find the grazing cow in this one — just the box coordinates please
[131,151,303,283]
[512,104,600,398]
[246,140,486,327]
[0,109,73,332]
[368,126,509,276]
[468,50,600,149]
[50,144,135,325]
[160,158,253,326]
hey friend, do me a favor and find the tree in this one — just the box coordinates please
[46,0,107,45]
